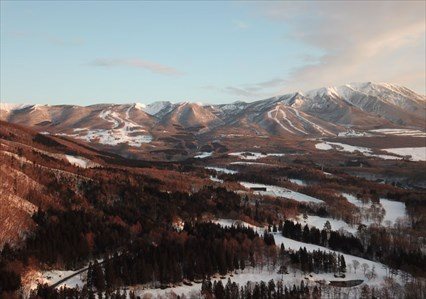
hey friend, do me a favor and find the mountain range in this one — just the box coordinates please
[1,82,425,159]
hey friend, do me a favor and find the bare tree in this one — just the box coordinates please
[366,265,377,281]
[361,263,369,275]
[352,260,360,274]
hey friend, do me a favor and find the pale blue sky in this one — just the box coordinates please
[1,1,424,105]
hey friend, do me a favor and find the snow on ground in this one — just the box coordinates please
[289,178,307,186]
[338,130,372,137]
[369,153,403,160]
[81,129,152,146]
[240,182,322,204]
[228,152,285,160]
[205,166,238,174]
[65,155,99,168]
[139,101,171,116]
[214,219,403,288]
[26,269,85,292]
[213,219,260,231]
[57,108,153,147]
[272,233,401,287]
[380,198,407,225]
[315,142,403,160]
[315,142,371,154]
[230,161,271,166]
[131,268,316,299]
[315,142,333,150]
[194,152,213,159]
[294,215,358,235]
[382,147,426,161]
[209,176,223,183]
[370,128,426,137]
[341,193,365,209]
[44,270,85,289]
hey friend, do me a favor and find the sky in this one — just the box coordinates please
[1,1,425,105]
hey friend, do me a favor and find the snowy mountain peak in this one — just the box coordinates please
[0,103,32,112]
[305,86,340,99]
[133,103,146,110]
[140,101,173,116]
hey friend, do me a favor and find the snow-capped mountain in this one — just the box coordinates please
[1,82,424,150]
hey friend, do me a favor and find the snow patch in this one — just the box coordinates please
[59,108,152,147]
[228,152,285,160]
[240,181,322,204]
[341,193,365,209]
[294,215,357,235]
[214,219,406,288]
[380,198,407,225]
[205,166,238,174]
[289,178,307,186]
[382,147,426,161]
[194,152,213,159]
[65,155,99,168]
[315,142,405,160]
[370,129,426,137]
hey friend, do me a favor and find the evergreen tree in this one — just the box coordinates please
[93,260,105,291]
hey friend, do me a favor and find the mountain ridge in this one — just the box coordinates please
[2,82,424,113]
[1,82,425,159]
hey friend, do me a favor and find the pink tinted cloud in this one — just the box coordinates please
[90,58,183,76]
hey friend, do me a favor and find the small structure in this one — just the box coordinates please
[250,187,267,191]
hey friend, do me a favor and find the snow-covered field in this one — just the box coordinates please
[315,142,333,150]
[194,152,213,159]
[272,233,402,287]
[370,128,426,137]
[380,198,407,225]
[228,152,285,160]
[134,213,406,298]
[294,215,358,235]
[209,176,223,183]
[338,130,372,137]
[341,193,365,209]
[27,217,408,298]
[57,108,153,146]
[289,178,307,186]
[382,147,426,161]
[315,141,402,160]
[215,219,404,288]
[315,142,372,154]
[24,269,85,295]
[230,161,271,166]
[130,268,313,299]
[239,181,322,204]
[205,166,238,174]
[341,193,407,227]
[65,155,99,168]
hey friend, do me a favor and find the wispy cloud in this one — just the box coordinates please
[233,20,249,29]
[253,1,426,94]
[89,58,183,76]
[205,78,285,99]
[6,30,85,46]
